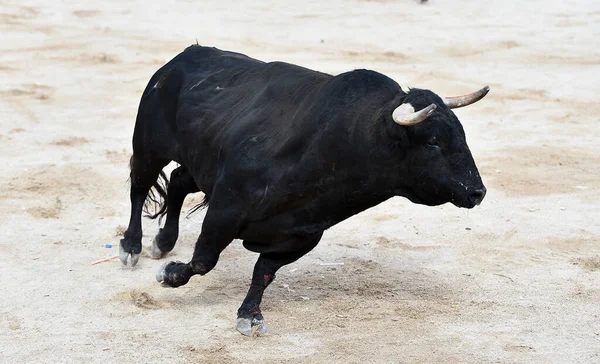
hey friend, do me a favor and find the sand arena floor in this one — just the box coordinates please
[1,1,599,363]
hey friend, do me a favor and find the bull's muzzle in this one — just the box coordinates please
[468,186,487,207]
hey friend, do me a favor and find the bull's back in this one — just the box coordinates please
[169,46,332,184]
[174,45,332,138]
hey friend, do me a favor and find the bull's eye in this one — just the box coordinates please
[427,137,439,148]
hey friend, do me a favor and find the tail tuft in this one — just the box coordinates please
[185,196,210,219]
[143,170,169,224]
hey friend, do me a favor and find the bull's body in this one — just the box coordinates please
[143,46,404,242]
[119,45,488,335]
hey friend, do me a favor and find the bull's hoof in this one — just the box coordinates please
[156,262,168,282]
[151,236,166,259]
[151,228,177,259]
[119,240,141,267]
[236,315,268,337]
[156,261,193,287]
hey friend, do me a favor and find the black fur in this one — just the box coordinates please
[119,44,487,333]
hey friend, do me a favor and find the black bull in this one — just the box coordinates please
[118,45,489,335]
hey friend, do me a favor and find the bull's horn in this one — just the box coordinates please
[443,86,490,109]
[392,103,437,126]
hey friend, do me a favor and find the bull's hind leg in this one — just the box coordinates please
[236,233,323,336]
[119,155,168,266]
[151,166,200,259]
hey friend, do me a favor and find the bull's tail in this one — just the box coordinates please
[142,168,210,222]
[185,196,210,218]
[125,156,170,223]
[143,170,169,223]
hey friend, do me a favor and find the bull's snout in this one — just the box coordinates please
[468,186,487,207]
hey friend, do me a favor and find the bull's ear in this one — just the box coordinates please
[392,103,436,126]
[399,85,411,95]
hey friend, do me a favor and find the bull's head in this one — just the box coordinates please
[391,86,489,209]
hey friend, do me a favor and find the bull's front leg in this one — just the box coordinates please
[236,232,323,336]
[156,191,245,287]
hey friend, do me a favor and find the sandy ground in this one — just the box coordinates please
[1,0,599,363]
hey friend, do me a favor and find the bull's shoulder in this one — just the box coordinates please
[330,69,400,93]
